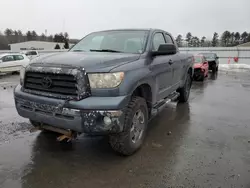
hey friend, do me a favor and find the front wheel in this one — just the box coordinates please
[178,72,192,103]
[200,74,205,81]
[109,97,148,156]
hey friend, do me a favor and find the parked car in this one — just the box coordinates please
[198,52,219,72]
[14,29,194,155]
[0,53,30,74]
[193,55,209,81]
[21,50,39,60]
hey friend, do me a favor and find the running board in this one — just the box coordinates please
[151,92,180,116]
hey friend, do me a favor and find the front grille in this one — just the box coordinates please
[24,72,78,97]
[194,68,202,73]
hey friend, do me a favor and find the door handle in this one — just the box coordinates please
[168,59,173,65]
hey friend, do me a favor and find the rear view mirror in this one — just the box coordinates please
[151,44,177,56]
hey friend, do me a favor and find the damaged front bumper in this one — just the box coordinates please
[14,85,130,135]
[193,68,205,79]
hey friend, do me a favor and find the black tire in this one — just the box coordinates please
[200,74,205,81]
[109,97,148,156]
[212,65,216,73]
[178,72,192,103]
[12,71,19,75]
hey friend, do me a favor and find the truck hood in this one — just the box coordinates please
[29,52,140,72]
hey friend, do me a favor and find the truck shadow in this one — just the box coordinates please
[21,103,191,188]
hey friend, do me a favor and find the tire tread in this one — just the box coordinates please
[109,97,147,156]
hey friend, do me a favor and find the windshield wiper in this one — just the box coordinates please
[90,49,122,53]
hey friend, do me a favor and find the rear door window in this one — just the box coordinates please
[14,55,25,61]
[26,51,37,56]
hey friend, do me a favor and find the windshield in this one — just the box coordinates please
[194,56,203,63]
[70,30,148,54]
[201,53,215,59]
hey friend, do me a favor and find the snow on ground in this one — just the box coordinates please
[219,63,250,72]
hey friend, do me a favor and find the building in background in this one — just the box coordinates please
[9,41,75,51]
[237,41,250,47]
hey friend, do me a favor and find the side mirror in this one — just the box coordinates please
[216,56,219,59]
[203,61,208,65]
[151,44,177,56]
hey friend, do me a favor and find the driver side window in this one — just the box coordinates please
[152,33,166,51]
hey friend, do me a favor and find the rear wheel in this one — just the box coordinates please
[109,97,148,156]
[12,71,19,75]
[212,65,217,73]
[216,65,219,72]
[178,72,192,103]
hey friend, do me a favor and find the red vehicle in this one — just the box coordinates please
[193,55,209,81]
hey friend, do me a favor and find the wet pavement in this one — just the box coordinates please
[1,71,250,188]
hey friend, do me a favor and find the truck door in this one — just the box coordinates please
[164,33,182,90]
[149,32,173,101]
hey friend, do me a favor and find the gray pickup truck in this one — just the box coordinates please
[14,29,194,155]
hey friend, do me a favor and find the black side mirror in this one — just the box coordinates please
[151,44,177,56]
[216,57,219,59]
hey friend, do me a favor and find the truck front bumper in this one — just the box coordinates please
[14,85,130,135]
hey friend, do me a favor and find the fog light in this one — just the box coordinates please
[103,116,112,126]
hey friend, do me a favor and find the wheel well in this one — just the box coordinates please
[132,84,152,115]
[187,67,193,80]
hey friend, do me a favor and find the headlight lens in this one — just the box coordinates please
[88,72,124,88]
[20,66,26,86]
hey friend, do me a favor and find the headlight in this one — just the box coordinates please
[20,66,27,86]
[88,72,124,88]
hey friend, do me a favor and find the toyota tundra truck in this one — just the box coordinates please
[14,29,194,155]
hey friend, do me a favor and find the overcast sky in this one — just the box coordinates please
[0,0,249,39]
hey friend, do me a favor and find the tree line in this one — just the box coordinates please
[0,28,75,50]
[1,28,250,50]
[175,31,250,47]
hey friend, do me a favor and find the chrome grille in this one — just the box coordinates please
[24,72,77,97]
